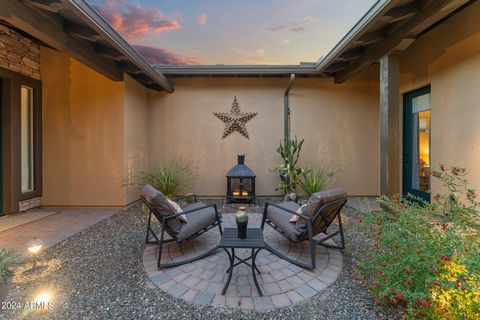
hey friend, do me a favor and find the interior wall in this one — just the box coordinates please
[41,47,126,206]
[124,75,149,204]
[399,1,480,195]
[147,71,379,197]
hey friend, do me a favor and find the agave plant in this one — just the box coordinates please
[273,136,306,194]
[300,165,335,197]
[137,157,197,198]
[0,249,20,283]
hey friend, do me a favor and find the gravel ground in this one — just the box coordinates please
[1,200,401,320]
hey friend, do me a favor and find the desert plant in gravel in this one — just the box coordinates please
[357,166,480,319]
[0,249,20,283]
[0,249,20,302]
[137,157,197,198]
[299,165,335,197]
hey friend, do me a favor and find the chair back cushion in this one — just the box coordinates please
[296,188,347,233]
[141,184,181,233]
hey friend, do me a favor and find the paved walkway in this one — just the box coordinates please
[143,212,343,311]
[0,207,120,255]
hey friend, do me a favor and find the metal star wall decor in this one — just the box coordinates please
[214,96,257,139]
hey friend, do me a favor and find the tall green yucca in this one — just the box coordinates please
[138,157,197,198]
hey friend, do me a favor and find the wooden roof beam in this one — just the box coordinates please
[384,2,420,22]
[63,21,100,41]
[338,48,364,61]
[95,44,126,61]
[24,0,65,13]
[325,61,348,73]
[356,29,387,45]
[117,61,143,75]
[334,0,469,84]
[0,0,122,80]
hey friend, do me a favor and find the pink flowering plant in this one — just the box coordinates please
[357,166,480,319]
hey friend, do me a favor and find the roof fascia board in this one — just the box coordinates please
[64,0,174,92]
[154,65,321,76]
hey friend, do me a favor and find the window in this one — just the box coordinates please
[21,85,34,193]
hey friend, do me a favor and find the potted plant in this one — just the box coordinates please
[273,136,306,200]
[0,249,20,303]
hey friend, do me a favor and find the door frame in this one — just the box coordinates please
[402,85,431,203]
[0,67,42,214]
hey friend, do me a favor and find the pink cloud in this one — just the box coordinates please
[94,0,180,41]
[269,15,316,33]
[290,27,305,33]
[197,14,208,25]
[133,45,203,65]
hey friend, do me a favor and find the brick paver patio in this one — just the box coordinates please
[143,211,343,311]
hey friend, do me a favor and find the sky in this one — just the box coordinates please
[87,0,378,65]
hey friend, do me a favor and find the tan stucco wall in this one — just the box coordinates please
[147,72,379,197]
[399,1,480,195]
[124,75,149,203]
[41,47,126,206]
[291,69,380,196]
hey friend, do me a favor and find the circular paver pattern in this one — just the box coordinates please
[143,212,343,311]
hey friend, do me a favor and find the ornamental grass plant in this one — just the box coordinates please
[299,165,335,197]
[0,249,20,283]
[357,166,480,319]
[137,157,197,198]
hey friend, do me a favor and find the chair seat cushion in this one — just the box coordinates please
[267,202,303,242]
[176,202,220,242]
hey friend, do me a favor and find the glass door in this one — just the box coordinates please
[403,86,431,203]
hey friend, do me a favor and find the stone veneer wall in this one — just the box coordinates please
[0,24,40,80]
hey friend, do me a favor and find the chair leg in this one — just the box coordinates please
[316,213,346,250]
[265,243,315,269]
[261,204,268,230]
[158,246,221,269]
[307,222,316,269]
[145,210,152,244]
[338,212,346,250]
[157,224,166,269]
[214,205,223,236]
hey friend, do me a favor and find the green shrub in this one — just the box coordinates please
[137,157,197,198]
[0,249,20,283]
[299,165,335,197]
[357,166,480,319]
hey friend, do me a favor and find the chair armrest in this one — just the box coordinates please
[182,204,216,215]
[265,202,311,220]
[179,204,221,223]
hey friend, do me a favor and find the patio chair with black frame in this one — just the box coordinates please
[141,184,223,269]
[261,188,347,269]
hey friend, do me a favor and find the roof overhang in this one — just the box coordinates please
[0,0,174,92]
[314,0,475,83]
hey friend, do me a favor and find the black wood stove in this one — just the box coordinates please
[226,155,256,204]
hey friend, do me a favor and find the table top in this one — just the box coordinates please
[219,228,265,249]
